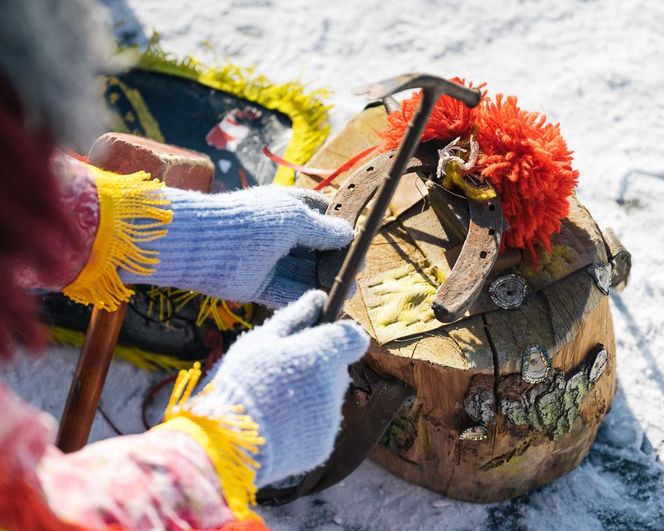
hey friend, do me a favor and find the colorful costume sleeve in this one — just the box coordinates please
[14,153,100,291]
[14,151,173,308]
[0,380,267,531]
[5,153,269,529]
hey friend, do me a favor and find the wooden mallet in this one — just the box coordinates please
[56,133,214,452]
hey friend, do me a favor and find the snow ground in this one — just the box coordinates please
[6,0,664,529]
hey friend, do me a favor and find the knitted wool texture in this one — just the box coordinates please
[476,95,578,260]
[192,290,370,487]
[120,185,354,308]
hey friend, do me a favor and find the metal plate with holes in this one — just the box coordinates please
[319,144,505,322]
[430,192,504,322]
[489,274,529,310]
[317,151,430,290]
[521,344,552,384]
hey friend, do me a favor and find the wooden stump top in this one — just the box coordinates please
[299,104,617,502]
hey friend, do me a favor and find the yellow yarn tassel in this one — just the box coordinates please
[154,289,253,332]
[154,362,266,522]
[63,165,173,311]
[196,296,254,331]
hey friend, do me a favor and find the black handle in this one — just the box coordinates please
[321,75,481,323]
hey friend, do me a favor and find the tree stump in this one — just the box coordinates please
[300,105,618,502]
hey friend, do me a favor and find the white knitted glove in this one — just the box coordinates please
[120,185,354,308]
[192,290,370,487]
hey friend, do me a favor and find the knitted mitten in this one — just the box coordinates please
[119,185,354,308]
[190,290,369,487]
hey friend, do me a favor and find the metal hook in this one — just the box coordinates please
[321,74,481,322]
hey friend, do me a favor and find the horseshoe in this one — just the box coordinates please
[319,147,504,323]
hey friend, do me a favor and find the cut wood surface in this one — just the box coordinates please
[302,105,618,502]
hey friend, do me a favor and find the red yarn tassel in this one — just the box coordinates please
[375,80,577,265]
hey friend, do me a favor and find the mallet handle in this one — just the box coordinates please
[56,305,127,452]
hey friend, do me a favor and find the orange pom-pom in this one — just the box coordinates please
[476,95,578,265]
[378,78,485,152]
[375,81,577,267]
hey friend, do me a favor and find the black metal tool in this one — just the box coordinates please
[256,74,481,505]
[320,73,481,323]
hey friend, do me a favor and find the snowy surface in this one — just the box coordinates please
[5,0,664,529]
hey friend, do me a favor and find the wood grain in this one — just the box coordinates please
[304,106,618,502]
[56,305,128,452]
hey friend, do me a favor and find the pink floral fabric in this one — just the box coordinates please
[0,381,55,492]
[15,152,100,290]
[0,380,235,530]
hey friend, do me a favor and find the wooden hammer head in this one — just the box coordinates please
[88,132,214,192]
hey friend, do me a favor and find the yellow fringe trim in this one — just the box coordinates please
[62,165,173,311]
[145,288,254,332]
[197,297,254,331]
[50,326,196,372]
[136,34,331,185]
[154,363,266,522]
